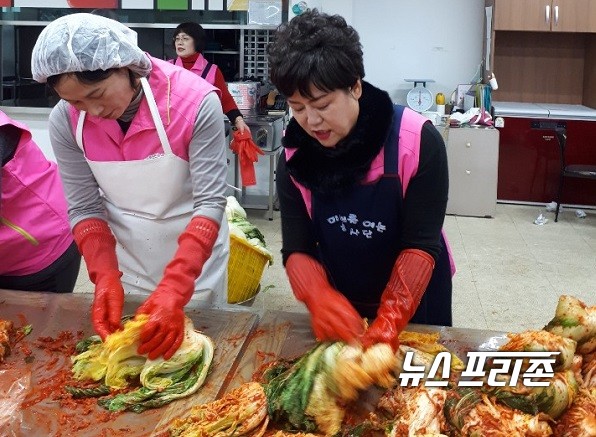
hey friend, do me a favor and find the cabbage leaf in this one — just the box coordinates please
[70,315,214,413]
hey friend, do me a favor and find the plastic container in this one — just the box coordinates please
[227,234,270,304]
[227,82,260,110]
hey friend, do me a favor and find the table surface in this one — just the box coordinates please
[0,289,508,436]
[0,290,259,436]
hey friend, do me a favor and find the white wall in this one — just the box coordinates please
[314,0,485,107]
[21,116,54,160]
[1,107,55,161]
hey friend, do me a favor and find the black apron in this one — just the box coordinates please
[311,105,452,325]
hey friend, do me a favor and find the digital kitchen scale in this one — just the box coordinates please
[405,79,435,113]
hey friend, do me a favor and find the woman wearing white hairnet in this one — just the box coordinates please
[31,13,229,360]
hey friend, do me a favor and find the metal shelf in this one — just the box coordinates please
[0,20,277,30]
[204,50,240,55]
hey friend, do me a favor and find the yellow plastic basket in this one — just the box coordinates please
[227,234,270,304]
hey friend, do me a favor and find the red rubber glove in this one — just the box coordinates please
[362,249,435,351]
[286,252,365,343]
[73,218,124,340]
[136,216,219,360]
[229,129,264,187]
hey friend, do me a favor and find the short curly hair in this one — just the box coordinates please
[173,22,206,53]
[267,9,364,98]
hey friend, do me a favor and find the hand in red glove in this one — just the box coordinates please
[136,216,219,360]
[229,129,264,187]
[73,218,124,340]
[362,249,435,351]
[286,252,364,343]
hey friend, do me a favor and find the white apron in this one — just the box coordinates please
[75,78,229,305]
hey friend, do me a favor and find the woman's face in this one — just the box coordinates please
[174,32,196,57]
[286,80,362,148]
[54,68,138,119]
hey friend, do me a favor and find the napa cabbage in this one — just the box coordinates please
[70,315,214,413]
[226,196,273,262]
[263,342,396,436]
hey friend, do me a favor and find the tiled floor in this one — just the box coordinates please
[74,203,596,333]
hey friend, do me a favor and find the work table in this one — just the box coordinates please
[0,289,506,436]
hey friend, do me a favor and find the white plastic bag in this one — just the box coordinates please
[0,370,31,437]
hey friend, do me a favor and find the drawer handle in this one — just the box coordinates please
[466,170,471,175]
[466,142,471,148]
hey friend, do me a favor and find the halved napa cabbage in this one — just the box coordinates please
[70,315,214,413]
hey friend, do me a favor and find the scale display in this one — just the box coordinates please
[405,79,435,113]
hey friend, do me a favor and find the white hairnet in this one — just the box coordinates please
[31,13,151,83]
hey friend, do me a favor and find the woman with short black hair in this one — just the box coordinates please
[269,10,455,350]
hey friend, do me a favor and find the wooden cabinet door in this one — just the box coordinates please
[552,0,596,32]
[494,0,551,31]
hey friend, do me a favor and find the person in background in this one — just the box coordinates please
[268,10,454,350]
[171,22,251,135]
[31,13,229,360]
[0,110,81,293]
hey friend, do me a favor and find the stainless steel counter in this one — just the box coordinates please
[0,106,52,116]
[241,113,285,152]
[231,113,286,220]
[493,101,596,120]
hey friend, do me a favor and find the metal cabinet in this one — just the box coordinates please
[230,114,285,220]
[445,127,500,218]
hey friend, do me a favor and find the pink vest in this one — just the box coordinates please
[0,112,72,276]
[287,107,456,275]
[173,53,217,85]
[69,56,219,162]
[288,108,426,216]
